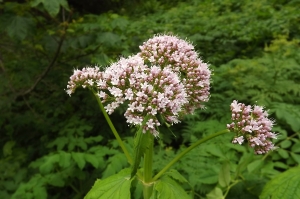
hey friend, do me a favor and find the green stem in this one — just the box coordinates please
[153,129,228,181]
[143,132,154,199]
[92,91,133,165]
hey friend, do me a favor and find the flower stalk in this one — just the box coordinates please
[92,90,133,165]
[143,131,154,199]
[153,129,228,181]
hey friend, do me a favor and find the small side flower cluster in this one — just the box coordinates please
[66,67,103,96]
[227,100,278,154]
[66,34,211,136]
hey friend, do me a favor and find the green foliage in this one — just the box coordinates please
[260,165,300,199]
[85,169,132,199]
[1,0,300,198]
[152,176,191,199]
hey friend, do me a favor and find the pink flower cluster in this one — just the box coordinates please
[66,34,211,136]
[139,35,211,113]
[227,100,277,154]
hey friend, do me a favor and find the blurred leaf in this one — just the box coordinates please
[290,153,300,164]
[84,154,99,168]
[219,161,231,187]
[277,149,289,159]
[291,143,300,153]
[72,152,86,169]
[6,16,34,40]
[280,140,292,149]
[247,159,263,173]
[3,141,15,157]
[206,187,223,199]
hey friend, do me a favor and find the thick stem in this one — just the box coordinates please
[92,91,133,165]
[153,129,228,181]
[143,132,154,199]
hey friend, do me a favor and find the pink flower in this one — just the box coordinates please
[66,34,212,137]
[139,34,211,113]
[227,100,277,154]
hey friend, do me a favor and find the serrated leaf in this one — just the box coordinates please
[154,176,191,199]
[206,187,223,199]
[85,154,99,168]
[102,154,128,179]
[260,165,300,199]
[84,169,132,199]
[219,161,231,187]
[247,159,263,173]
[72,152,86,169]
[164,169,188,183]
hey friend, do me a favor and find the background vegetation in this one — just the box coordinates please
[1,0,300,198]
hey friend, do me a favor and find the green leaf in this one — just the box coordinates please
[39,154,59,174]
[84,169,132,199]
[154,176,191,199]
[58,151,71,168]
[30,0,44,7]
[275,104,300,132]
[247,159,263,173]
[290,152,300,164]
[291,142,300,153]
[3,141,15,157]
[280,140,292,149]
[197,169,219,184]
[97,32,121,47]
[274,162,289,169]
[6,16,34,40]
[277,148,289,159]
[218,161,231,187]
[164,169,188,183]
[260,165,300,199]
[43,0,60,17]
[72,152,86,169]
[85,154,99,168]
[206,187,224,199]
[33,186,48,199]
[46,174,65,187]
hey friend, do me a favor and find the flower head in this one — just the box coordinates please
[66,34,212,137]
[99,56,187,136]
[139,34,211,113]
[227,100,277,154]
[66,67,103,96]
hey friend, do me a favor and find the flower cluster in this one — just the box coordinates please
[227,100,277,154]
[139,34,211,113]
[66,34,211,136]
[66,67,103,96]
